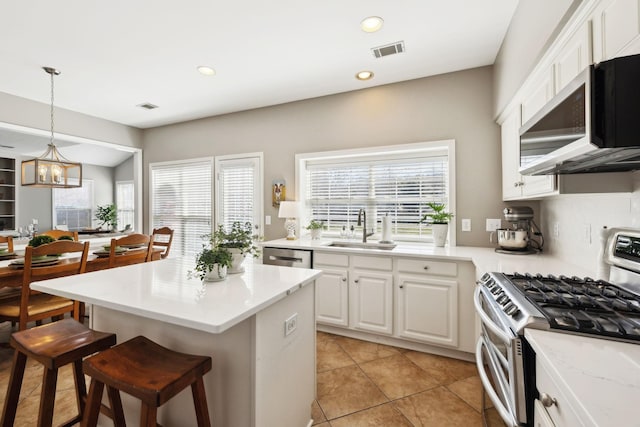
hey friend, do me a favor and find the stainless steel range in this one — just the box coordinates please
[474,227,640,426]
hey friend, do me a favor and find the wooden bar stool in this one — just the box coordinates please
[81,336,212,427]
[1,318,116,427]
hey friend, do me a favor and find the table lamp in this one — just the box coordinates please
[278,201,300,240]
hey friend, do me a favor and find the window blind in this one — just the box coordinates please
[216,156,260,232]
[52,179,94,231]
[116,181,134,230]
[305,154,449,239]
[151,160,212,258]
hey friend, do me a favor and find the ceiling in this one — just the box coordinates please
[0,0,519,131]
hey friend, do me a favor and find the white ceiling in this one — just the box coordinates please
[0,0,518,130]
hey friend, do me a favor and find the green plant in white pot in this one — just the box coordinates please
[305,220,325,240]
[95,204,117,231]
[213,222,259,274]
[191,245,233,282]
[420,202,454,247]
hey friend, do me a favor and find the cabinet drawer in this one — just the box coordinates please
[536,357,582,426]
[396,258,457,277]
[352,255,392,271]
[314,251,349,268]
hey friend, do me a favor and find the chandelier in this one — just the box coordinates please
[21,67,82,188]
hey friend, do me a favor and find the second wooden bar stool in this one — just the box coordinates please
[81,336,212,427]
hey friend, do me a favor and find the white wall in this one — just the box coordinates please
[143,66,505,245]
[539,172,640,271]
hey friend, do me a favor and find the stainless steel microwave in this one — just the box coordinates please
[519,53,640,175]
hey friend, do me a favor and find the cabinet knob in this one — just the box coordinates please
[399,284,404,289]
[341,277,347,282]
[539,392,557,408]
[354,279,359,284]
[423,266,429,270]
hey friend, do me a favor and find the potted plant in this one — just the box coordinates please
[28,235,56,247]
[213,222,259,274]
[305,220,325,240]
[95,204,118,231]
[420,202,454,247]
[191,246,233,282]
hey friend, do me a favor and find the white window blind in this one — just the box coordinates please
[116,181,134,231]
[52,179,94,231]
[215,155,261,233]
[150,159,212,258]
[303,147,451,241]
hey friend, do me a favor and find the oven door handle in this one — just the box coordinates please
[473,286,513,344]
[476,338,519,427]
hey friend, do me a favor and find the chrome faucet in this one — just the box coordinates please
[357,209,375,243]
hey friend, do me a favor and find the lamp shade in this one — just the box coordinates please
[278,201,300,218]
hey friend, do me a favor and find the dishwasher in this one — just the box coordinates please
[263,247,312,268]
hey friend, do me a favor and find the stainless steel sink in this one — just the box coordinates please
[327,241,396,250]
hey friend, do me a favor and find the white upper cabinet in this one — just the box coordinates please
[521,66,555,125]
[554,21,592,92]
[592,0,640,62]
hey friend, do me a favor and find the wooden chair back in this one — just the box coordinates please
[37,229,79,241]
[109,233,154,268]
[0,235,14,253]
[0,240,90,330]
[152,227,174,259]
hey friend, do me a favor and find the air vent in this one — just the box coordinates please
[0,144,15,149]
[137,103,159,110]
[372,41,405,58]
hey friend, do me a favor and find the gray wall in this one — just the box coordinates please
[143,66,504,246]
[493,0,579,117]
[0,92,142,149]
[114,156,134,182]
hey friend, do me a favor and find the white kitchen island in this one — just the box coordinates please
[31,258,322,427]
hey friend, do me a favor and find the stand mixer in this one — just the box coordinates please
[493,206,544,255]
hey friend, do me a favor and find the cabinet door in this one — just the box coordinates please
[501,109,523,201]
[521,66,555,125]
[593,0,640,62]
[315,266,349,327]
[396,274,458,347]
[533,399,556,427]
[554,22,591,93]
[349,269,393,335]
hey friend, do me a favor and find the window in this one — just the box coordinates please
[215,153,263,235]
[52,179,94,231]
[297,140,455,243]
[150,159,212,258]
[116,181,135,231]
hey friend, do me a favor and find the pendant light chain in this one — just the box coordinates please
[49,69,55,147]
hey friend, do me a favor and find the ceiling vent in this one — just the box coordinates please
[0,144,15,149]
[137,103,158,110]
[372,41,405,58]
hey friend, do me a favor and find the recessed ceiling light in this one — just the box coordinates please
[361,16,383,33]
[355,71,374,81]
[197,66,216,76]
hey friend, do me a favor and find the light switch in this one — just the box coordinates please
[265,215,271,225]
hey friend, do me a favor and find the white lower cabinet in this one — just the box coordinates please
[533,399,556,427]
[396,274,458,347]
[314,250,476,353]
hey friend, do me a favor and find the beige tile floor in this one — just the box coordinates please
[0,328,506,426]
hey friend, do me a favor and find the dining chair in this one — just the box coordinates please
[0,240,90,331]
[38,229,79,241]
[0,236,14,253]
[152,227,174,259]
[108,233,154,268]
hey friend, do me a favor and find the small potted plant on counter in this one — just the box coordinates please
[305,220,325,240]
[215,222,260,274]
[420,202,454,247]
[192,245,233,282]
[95,204,118,231]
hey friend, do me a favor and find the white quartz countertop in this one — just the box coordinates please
[31,257,322,334]
[261,238,596,278]
[525,329,640,427]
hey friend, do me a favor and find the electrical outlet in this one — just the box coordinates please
[284,313,298,336]
[583,223,592,244]
[461,219,471,232]
[486,219,501,232]
[265,215,271,225]
[553,223,560,239]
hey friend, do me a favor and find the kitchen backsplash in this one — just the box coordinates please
[539,171,640,272]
